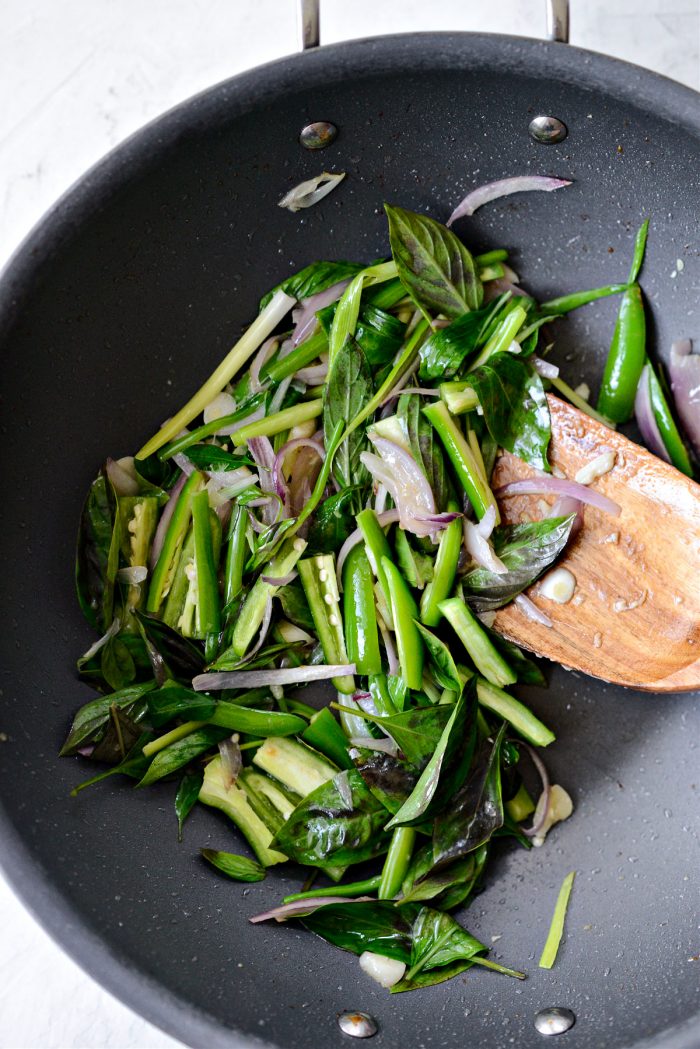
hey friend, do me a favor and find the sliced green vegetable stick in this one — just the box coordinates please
[423,400,497,521]
[298,554,355,694]
[476,678,555,747]
[440,598,516,688]
[539,871,576,969]
[381,556,424,692]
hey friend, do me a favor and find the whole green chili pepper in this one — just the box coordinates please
[381,556,424,692]
[343,544,382,676]
[597,283,646,423]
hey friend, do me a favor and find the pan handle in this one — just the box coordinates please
[297,0,570,50]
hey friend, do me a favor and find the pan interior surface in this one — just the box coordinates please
[0,33,699,1049]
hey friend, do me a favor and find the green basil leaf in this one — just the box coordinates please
[391,958,474,992]
[354,751,419,816]
[201,848,266,882]
[272,769,390,868]
[432,723,506,867]
[413,623,461,690]
[277,580,315,632]
[100,633,136,691]
[323,337,373,490]
[70,731,155,795]
[406,906,486,979]
[176,767,203,841]
[76,471,120,632]
[385,205,483,319]
[137,726,230,788]
[259,260,365,311]
[462,515,575,612]
[184,445,253,472]
[397,393,450,511]
[60,681,156,756]
[134,611,205,682]
[301,901,415,963]
[146,685,216,727]
[318,301,406,368]
[418,304,498,380]
[306,486,365,555]
[468,352,551,471]
[399,849,482,907]
[352,705,453,766]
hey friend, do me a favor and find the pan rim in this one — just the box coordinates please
[0,29,698,1049]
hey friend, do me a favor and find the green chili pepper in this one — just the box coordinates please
[378,827,416,899]
[645,362,693,476]
[298,554,355,694]
[231,537,307,657]
[191,490,221,639]
[476,678,554,747]
[628,218,649,283]
[469,305,527,371]
[539,282,630,316]
[597,283,646,423]
[343,545,382,676]
[207,703,306,737]
[283,875,382,905]
[223,505,248,607]
[301,708,354,770]
[147,471,204,613]
[355,509,393,605]
[381,557,424,692]
[423,400,497,521]
[420,504,462,627]
[262,329,327,385]
[439,598,516,689]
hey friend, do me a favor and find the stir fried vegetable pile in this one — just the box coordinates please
[65,200,696,991]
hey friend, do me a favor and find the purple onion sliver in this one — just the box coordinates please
[290,279,351,346]
[634,364,671,464]
[669,338,700,458]
[496,477,621,517]
[549,495,584,539]
[261,572,298,587]
[192,663,357,691]
[249,335,279,393]
[349,736,400,758]
[249,896,373,924]
[218,736,242,790]
[447,175,572,227]
[511,739,552,838]
[514,593,553,628]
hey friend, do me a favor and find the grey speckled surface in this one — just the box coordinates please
[1,16,700,1049]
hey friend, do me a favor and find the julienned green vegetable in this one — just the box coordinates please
[68,201,678,996]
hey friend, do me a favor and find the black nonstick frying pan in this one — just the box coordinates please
[1,2,699,1046]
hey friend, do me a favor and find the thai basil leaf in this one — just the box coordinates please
[413,623,461,690]
[134,453,180,491]
[418,304,496,380]
[100,633,136,691]
[60,682,156,756]
[462,515,575,612]
[301,901,415,963]
[146,685,216,727]
[386,685,477,829]
[259,260,364,311]
[183,445,253,472]
[90,705,143,764]
[468,352,551,471]
[399,848,483,908]
[391,958,474,992]
[306,486,365,555]
[246,518,298,573]
[272,769,390,868]
[353,705,453,766]
[137,726,230,788]
[76,471,120,632]
[394,529,433,590]
[277,581,315,632]
[385,205,483,319]
[134,611,205,682]
[323,337,373,490]
[70,731,155,794]
[354,750,419,816]
[432,723,506,867]
[201,849,266,882]
[318,301,406,367]
[406,906,486,979]
[397,393,450,510]
[176,767,203,841]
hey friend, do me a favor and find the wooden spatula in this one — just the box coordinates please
[491,395,700,692]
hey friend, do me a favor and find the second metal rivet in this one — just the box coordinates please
[337,1011,378,1038]
[300,121,338,150]
[534,1007,576,1036]
[529,115,568,144]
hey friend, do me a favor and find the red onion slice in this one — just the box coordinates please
[261,571,298,587]
[192,663,356,691]
[218,736,242,790]
[496,477,621,517]
[291,280,351,346]
[294,362,329,385]
[149,472,187,569]
[447,176,572,227]
[272,437,326,502]
[549,495,583,539]
[668,338,700,458]
[514,593,553,628]
[248,436,279,524]
[105,457,140,496]
[250,897,372,924]
[362,436,437,537]
[463,518,507,575]
[278,171,346,213]
[349,736,400,758]
[634,364,671,464]
[250,336,279,393]
[512,740,551,838]
[203,391,236,427]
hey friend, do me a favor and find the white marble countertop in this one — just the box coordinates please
[1,2,698,1047]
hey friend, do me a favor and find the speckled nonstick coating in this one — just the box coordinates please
[0,32,698,1049]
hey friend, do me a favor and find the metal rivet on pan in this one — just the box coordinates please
[337,1011,378,1038]
[529,115,568,144]
[534,1007,576,1036]
[300,121,338,150]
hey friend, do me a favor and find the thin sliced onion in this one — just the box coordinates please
[250,337,278,393]
[447,176,572,226]
[277,619,315,645]
[291,280,351,346]
[220,403,265,437]
[634,364,671,464]
[475,504,497,540]
[496,477,620,517]
[272,437,326,502]
[248,436,278,524]
[336,510,401,584]
[192,663,356,691]
[463,518,507,575]
[549,495,584,538]
[207,465,258,493]
[245,595,273,663]
[105,457,140,496]
[511,740,551,838]
[250,896,372,924]
[349,736,400,758]
[261,571,298,587]
[380,386,440,407]
[149,473,187,569]
[78,617,121,664]
[514,593,553,628]
[295,362,329,385]
[203,391,236,426]
[278,171,346,213]
[218,735,242,790]
[374,482,389,515]
[533,357,560,380]
[362,436,436,536]
[668,338,700,458]
[117,566,148,585]
[172,452,195,477]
